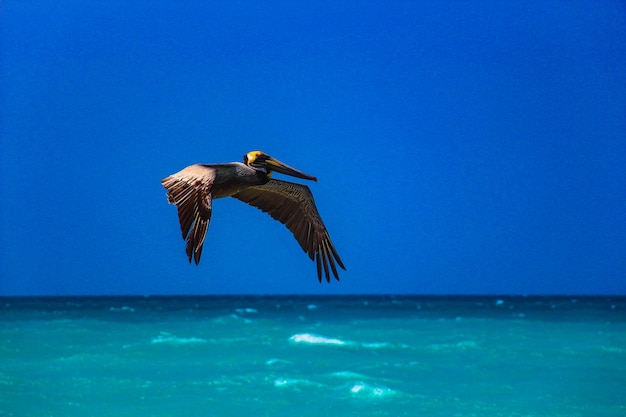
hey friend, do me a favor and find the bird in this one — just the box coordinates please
[161,151,346,282]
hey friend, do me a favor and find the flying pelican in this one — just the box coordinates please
[161,151,346,282]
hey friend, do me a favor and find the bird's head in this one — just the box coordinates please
[244,151,317,182]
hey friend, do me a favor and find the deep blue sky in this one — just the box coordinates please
[1,1,625,295]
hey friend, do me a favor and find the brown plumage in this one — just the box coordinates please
[161,151,345,282]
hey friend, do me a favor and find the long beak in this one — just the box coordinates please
[263,156,318,182]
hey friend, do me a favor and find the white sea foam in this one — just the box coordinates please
[349,381,396,398]
[150,332,207,345]
[289,333,347,346]
[289,333,400,349]
[330,370,370,380]
[273,377,324,388]
[265,358,292,366]
[289,333,399,350]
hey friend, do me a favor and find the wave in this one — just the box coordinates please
[349,381,397,398]
[289,333,349,346]
[288,333,400,350]
[150,332,207,345]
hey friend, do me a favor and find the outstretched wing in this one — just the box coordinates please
[232,179,345,282]
[161,164,216,264]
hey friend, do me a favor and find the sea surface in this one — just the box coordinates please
[1,296,625,417]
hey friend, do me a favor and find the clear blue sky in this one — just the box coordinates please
[1,0,625,295]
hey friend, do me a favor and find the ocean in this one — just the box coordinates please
[1,296,624,417]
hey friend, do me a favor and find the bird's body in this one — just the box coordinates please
[174,162,268,199]
[161,151,345,282]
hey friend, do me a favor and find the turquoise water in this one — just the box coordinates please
[1,296,625,417]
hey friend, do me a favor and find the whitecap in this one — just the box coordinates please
[273,377,323,389]
[289,333,347,346]
[349,381,396,398]
[331,370,370,380]
[265,358,292,366]
[150,332,207,345]
[288,333,397,350]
